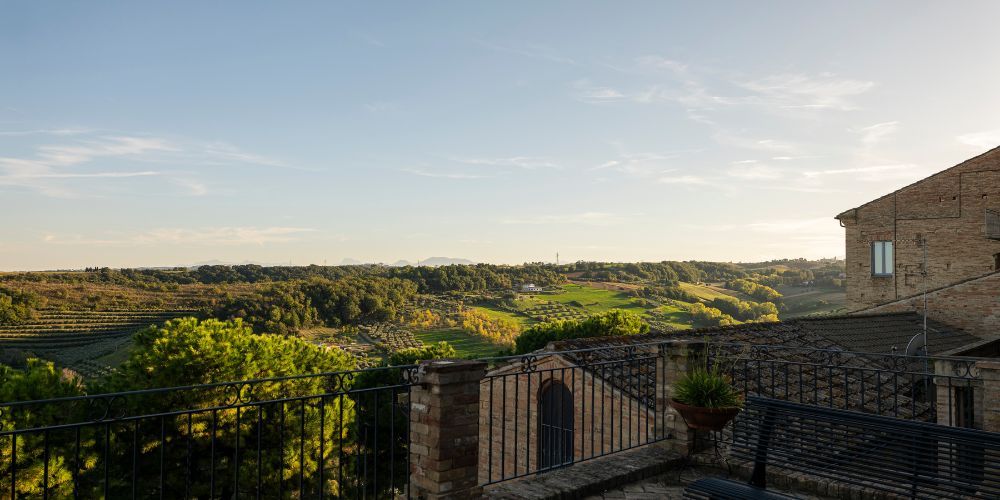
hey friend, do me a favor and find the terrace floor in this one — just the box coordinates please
[583,467,825,499]
[484,445,829,499]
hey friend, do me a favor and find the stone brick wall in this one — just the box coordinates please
[410,359,486,500]
[838,147,1000,331]
[477,354,657,484]
[858,271,1000,337]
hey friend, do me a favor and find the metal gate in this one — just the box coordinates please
[538,381,573,469]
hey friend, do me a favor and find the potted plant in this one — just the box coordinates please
[669,368,742,431]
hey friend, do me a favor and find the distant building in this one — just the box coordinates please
[520,283,543,293]
[835,146,1000,337]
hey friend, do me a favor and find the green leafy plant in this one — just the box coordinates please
[673,368,742,408]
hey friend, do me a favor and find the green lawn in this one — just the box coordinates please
[413,328,502,358]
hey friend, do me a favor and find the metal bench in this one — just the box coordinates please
[685,396,1000,499]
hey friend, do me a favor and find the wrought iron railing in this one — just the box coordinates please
[477,344,671,485]
[0,366,418,499]
[0,340,992,495]
[705,342,982,426]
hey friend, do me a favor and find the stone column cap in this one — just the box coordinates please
[416,358,487,384]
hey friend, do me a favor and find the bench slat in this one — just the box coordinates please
[685,396,1000,499]
[684,477,798,499]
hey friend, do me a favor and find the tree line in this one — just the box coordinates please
[212,277,417,335]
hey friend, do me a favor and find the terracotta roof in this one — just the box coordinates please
[795,312,981,354]
[551,311,979,355]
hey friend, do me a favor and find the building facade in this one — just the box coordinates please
[835,146,1000,336]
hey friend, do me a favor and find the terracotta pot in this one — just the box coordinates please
[669,399,741,431]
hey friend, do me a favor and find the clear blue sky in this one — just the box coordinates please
[3,1,999,270]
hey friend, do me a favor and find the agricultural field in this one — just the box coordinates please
[678,282,746,301]
[530,283,644,312]
[362,323,421,352]
[521,302,589,322]
[648,302,693,330]
[473,282,684,330]
[301,326,379,361]
[413,328,501,358]
[777,285,847,318]
[469,306,533,327]
[0,309,195,378]
[5,280,257,311]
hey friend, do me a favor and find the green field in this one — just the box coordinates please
[650,303,693,329]
[531,283,642,312]
[470,306,534,327]
[777,285,847,318]
[678,282,745,301]
[413,328,502,358]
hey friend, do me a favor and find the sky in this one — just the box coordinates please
[3,1,1000,270]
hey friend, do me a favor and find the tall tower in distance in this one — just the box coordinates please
[556,252,559,265]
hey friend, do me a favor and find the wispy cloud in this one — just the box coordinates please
[658,174,708,185]
[956,129,1000,150]
[0,129,310,197]
[35,136,174,166]
[726,162,784,180]
[455,156,560,169]
[197,141,315,171]
[43,227,318,247]
[713,133,799,153]
[803,164,912,177]
[699,217,836,235]
[633,55,688,74]
[802,163,926,182]
[854,121,899,145]
[364,101,397,113]
[740,73,875,110]
[475,40,577,66]
[590,143,698,179]
[571,79,627,103]
[0,128,91,137]
[402,168,488,180]
[501,212,635,226]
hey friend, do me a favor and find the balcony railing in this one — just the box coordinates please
[0,340,992,497]
[0,366,417,499]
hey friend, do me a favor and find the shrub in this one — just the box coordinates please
[513,310,649,354]
[688,303,737,327]
[672,368,742,408]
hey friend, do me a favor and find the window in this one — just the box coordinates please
[954,386,976,429]
[871,241,894,276]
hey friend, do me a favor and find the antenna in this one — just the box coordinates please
[920,235,929,354]
[556,252,559,265]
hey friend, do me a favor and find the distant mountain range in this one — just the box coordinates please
[341,257,477,267]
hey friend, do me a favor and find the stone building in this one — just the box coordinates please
[835,146,1000,337]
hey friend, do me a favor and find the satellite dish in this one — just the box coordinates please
[905,333,927,357]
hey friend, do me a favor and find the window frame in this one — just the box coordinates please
[871,240,894,277]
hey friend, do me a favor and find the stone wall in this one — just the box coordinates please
[838,147,1000,323]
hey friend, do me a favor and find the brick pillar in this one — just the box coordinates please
[934,359,985,428]
[977,361,1000,432]
[410,359,486,500]
[656,340,706,454]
